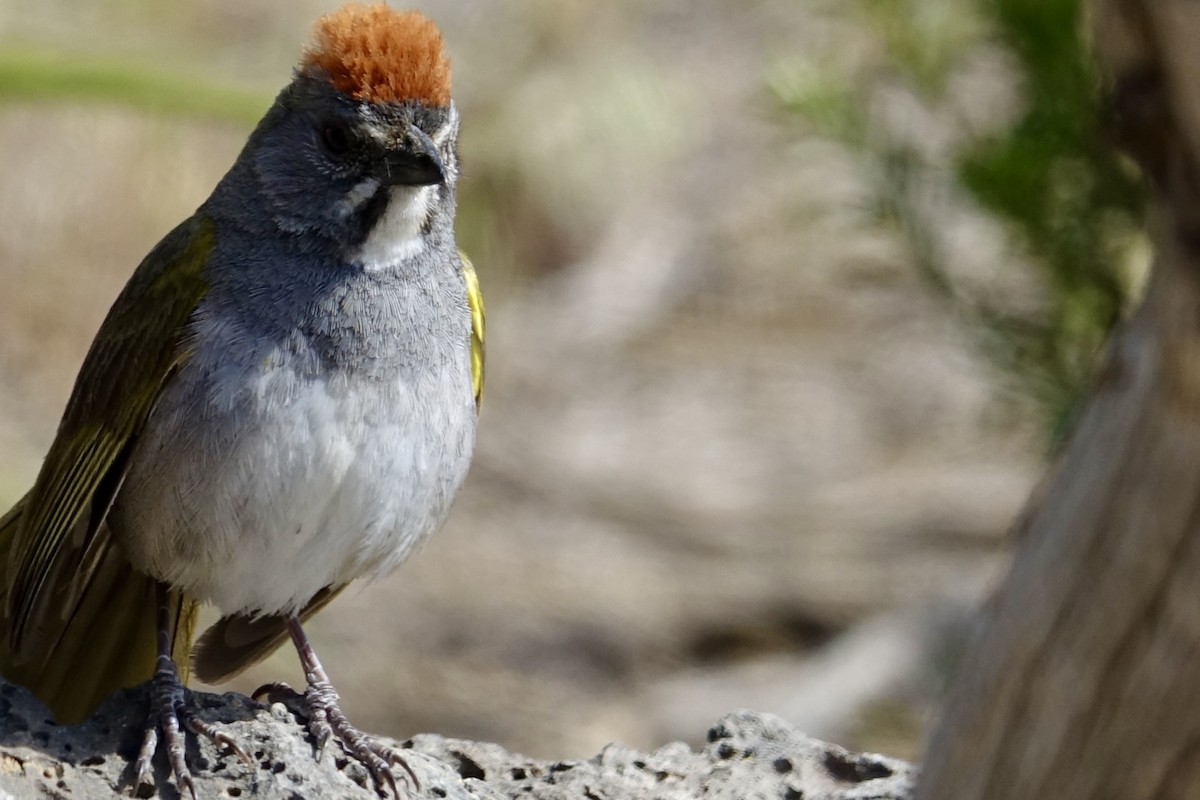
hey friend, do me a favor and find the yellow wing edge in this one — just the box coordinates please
[462,251,485,409]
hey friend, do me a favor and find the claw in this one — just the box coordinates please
[299,676,419,797]
[137,661,255,795]
[381,768,401,800]
[134,725,158,789]
[252,681,301,704]
[177,772,198,800]
[312,713,333,762]
[134,583,255,796]
[192,720,254,767]
[218,733,255,767]
[285,616,420,798]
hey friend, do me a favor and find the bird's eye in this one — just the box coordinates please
[319,121,352,156]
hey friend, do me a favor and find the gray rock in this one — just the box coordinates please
[0,680,914,799]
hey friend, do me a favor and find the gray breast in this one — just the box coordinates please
[107,256,477,616]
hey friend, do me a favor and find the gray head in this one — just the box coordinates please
[207,6,460,265]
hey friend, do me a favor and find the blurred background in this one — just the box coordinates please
[0,0,1146,764]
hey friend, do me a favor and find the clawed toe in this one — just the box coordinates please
[251,681,303,705]
[185,711,254,766]
[134,655,249,798]
[366,738,420,791]
[301,679,419,798]
[284,617,418,798]
[134,658,194,799]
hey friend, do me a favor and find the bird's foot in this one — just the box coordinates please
[256,678,418,798]
[274,616,419,797]
[135,656,252,799]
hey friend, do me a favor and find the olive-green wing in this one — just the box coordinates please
[6,214,214,662]
[0,503,197,722]
[462,251,485,409]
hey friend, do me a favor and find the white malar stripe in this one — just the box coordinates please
[355,184,433,271]
[338,177,381,219]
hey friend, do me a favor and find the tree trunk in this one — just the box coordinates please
[918,2,1200,798]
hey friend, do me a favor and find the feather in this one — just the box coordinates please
[0,214,213,721]
[463,252,486,409]
[302,4,451,107]
[192,586,344,684]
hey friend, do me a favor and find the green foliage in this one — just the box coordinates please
[861,0,984,93]
[776,0,1147,440]
[957,0,1145,436]
[769,58,866,147]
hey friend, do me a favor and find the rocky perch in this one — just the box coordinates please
[0,680,914,799]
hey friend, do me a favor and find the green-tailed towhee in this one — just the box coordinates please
[0,4,484,797]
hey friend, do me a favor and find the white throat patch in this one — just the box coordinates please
[355,184,434,271]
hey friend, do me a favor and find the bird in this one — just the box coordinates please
[0,4,483,797]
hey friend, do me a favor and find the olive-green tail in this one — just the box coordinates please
[193,585,342,684]
[0,495,197,724]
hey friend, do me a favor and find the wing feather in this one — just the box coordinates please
[462,251,485,409]
[192,585,345,684]
[6,215,214,660]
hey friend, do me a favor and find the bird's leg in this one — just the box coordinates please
[134,582,250,799]
[285,615,420,799]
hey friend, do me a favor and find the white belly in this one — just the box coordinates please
[110,329,476,616]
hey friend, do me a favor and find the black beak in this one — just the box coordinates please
[378,124,446,187]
